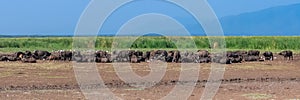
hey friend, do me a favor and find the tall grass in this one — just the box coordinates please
[0,36,299,52]
[224,36,300,50]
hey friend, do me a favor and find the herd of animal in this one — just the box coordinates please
[0,50,294,64]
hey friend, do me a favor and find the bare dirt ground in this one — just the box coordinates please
[0,55,299,100]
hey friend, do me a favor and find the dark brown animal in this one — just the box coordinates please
[0,56,8,61]
[33,50,51,60]
[231,56,243,63]
[15,51,25,60]
[100,57,109,63]
[219,57,232,64]
[22,51,32,58]
[60,50,73,61]
[47,52,61,61]
[172,50,181,63]
[248,50,260,56]
[22,57,37,63]
[244,56,259,62]
[263,51,273,60]
[116,50,130,62]
[197,50,209,57]
[165,51,174,62]
[130,55,139,63]
[279,50,293,60]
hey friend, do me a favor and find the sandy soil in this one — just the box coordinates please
[0,54,299,100]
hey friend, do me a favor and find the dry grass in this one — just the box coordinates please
[242,93,273,100]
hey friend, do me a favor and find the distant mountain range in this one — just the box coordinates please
[220,3,300,36]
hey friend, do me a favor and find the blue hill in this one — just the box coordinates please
[220,3,300,36]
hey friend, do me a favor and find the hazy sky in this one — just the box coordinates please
[0,0,300,35]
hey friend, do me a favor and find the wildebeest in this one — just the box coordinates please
[130,55,140,63]
[210,53,222,63]
[148,50,156,61]
[106,53,112,63]
[231,56,243,63]
[33,50,51,60]
[165,51,174,62]
[180,56,194,63]
[47,51,62,61]
[210,52,231,64]
[80,50,96,62]
[279,50,293,60]
[47,54,60,61]
[235,50,247,55]
[60,50,73,61]
[0,53,18,61]
[15,51,25,60]
[172,50,181,63]
[23,50,32,58]
[7,56,17,61]
[22,57,37,63]
[142,51,151,62]
[72,51,83,62]
[128,50,143,63]
[197,50,209,57]
[263,51,274,60]
[219,57,232,64]
[98,57,109,63]
[248,50,260,56]
[198,57,211,63]
[234,50,248,60]
[95,50,107,58]
[95,50,109,63]
[227,51,247,63]
[134,50,143,57]
[148,50,167,62]
[180,51,198,63]
[227,51,244,58]
[0,56,8,61]
[244,56,259,62]
[115,50,130,62]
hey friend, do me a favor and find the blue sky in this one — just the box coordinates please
[0,0,300,35]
